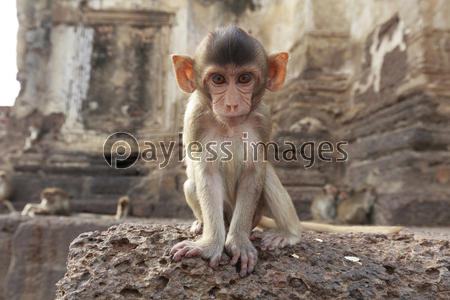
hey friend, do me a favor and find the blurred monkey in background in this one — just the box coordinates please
[310,184,338,222]
[22,188,73,217]
[170,26,404,277]
[0,171,15,212]
[337,185,377,225]
[23,123,40,152]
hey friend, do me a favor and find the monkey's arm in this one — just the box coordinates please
[171,166,226,268]
[225,164,264,277]
[21,203,50,216]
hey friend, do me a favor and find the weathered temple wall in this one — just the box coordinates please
[1,0,449,225]
[341,0,450,225]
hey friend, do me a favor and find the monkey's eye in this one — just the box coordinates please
[212,75,225,84]
[238,74,251,84]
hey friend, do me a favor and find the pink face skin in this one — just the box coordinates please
[203,65,260,127]
[324,184,338,196]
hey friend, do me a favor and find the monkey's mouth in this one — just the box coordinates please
[219,115,246,126]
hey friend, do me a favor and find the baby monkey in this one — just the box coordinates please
[0,171,15,212]
[170,26,403,277]
[22,188,73,217]
[310,184,338,222]
[337,185,377,225]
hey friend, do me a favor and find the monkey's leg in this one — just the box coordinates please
[22,204,50,216]
[250,164,302,250]
[21,204,32,216]
[21,204,42,216]
[2,200,16,212]
[34,207,50,215]
[184,179,203,234]
[171,170,226,268]
[224,166,264,277]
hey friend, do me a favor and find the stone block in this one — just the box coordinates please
[0,216,120,300]
[56,223,450,299]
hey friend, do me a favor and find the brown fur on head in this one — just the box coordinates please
[324,184,338,196]
[193,26,270,106]
[41,188,69,203]
[172,26,288,127]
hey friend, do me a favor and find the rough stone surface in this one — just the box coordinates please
[0,215,135,300]
[0,217,22,300]
[0,107,11,135]
[56,223,450,300]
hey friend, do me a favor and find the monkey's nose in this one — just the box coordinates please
[226,102,238,112]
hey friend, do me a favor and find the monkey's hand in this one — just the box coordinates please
[170,239,223,268]
[250,229,301,251]
[225,235,258,277]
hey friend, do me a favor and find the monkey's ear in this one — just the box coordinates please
[266,52,289,92]
[172,55,196,93]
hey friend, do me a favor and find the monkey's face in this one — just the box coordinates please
[204,65,258,126]
[324,184,338,196]
[338,191,347,200]
[41,191,57,205]
[172,52,288,127]
[41,194,52,205]
[172,27,289,126]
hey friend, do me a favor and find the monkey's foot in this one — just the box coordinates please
[170,240,223,268]
[190,220,203,234]
[250,230,301,251]
[225,236,258,277]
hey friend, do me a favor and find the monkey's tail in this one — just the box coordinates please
[300,221,405,234]
[3,200,16,212]
[258,216,404,234]
[257,216,277,229]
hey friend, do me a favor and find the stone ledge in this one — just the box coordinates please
[56,223,450,299]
